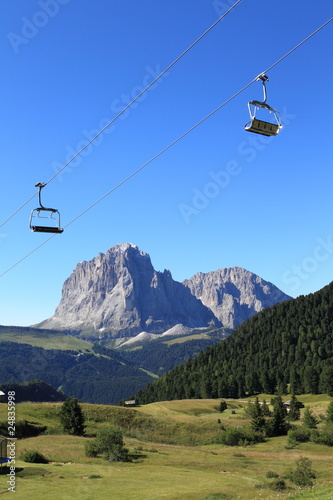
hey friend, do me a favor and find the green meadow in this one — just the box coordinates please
[0,328,93,352]
[0,396,333,499]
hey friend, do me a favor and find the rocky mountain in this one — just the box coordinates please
[38,243,220,338]
[183,267,291,329]
[38,243,291,339]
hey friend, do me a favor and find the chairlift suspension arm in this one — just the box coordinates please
[258,73,269,103]
[35,182,55,212]
[35,182,46,209]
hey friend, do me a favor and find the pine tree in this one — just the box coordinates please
[319,366,333,396]
[250,397,266,433]
[219,400,227,412]
[326,399,333,423]
[268,396,289,436]
[261,399,271,416]
[302,407,318,429]
[60,397,86,436]
[288,395,301,421]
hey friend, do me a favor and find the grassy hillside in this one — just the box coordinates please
[0,396,333,499]
[0,325,93,352]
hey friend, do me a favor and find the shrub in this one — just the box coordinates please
[219,400,228,412]
[287,426,311,444]
[310,424,333,446]
[288,457,316,487]
[106,445,130,462]
[0,420,46,439]
[266,470,279,478]
[87,426,130,462]
[217,427,264,446]
[84,440,99,457]
[269,479,286,491]
[20,450,48,463]
[326,399,333,422]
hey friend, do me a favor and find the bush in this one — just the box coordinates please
[266,470,279,478]
[0,420,46,439]
[20,450,48,463]
[326,399,333,422]
[287,426,311,444]
[106,445,130,462]
[310,424,333,446]
[288,457,316,487]
[219,400,228,412]
[84,440,99,457]
[269,479,286,491]
[217,427,264,446]
[87,426,130,462]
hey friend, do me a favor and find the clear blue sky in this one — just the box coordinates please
[0,0,332,326]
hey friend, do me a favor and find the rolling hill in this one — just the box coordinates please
[0,338,153,405]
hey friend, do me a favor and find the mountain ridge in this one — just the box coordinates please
[37,243,291,338]
[183,266,291,329]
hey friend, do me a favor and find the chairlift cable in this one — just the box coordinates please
[0,0,244,230]
[0,16,332,279]
[262,16,333,75]
[0,193,36,229]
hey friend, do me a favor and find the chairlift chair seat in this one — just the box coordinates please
[245,118,280,136]
[30,225,64,234]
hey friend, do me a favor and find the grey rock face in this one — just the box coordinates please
[39,243,220,337]
[183,267,291,329]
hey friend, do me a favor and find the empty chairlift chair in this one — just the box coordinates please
[244,74,282,137]
[29,183,64,234]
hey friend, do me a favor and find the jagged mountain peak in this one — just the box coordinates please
[183,266,291,329]
[38,243,219,338]
[37,243,290,338]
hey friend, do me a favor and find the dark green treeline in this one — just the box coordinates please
[134,281,333,404]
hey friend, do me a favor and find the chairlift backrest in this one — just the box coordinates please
[29,207,64,233]
[29,183,64,233]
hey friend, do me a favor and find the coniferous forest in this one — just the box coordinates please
[134,282,333,404]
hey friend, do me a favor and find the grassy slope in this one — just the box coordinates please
[0,328,93,352]
[0,396,333,499]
